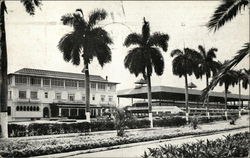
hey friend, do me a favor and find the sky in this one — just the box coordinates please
[5,1,249,105]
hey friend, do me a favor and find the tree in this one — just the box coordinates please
[58,9,113,123]
[203,0,249,98]
[124,18,169,128]
[195,45,218,118]
[0,0,41,138]
[218,61,238,120]
[171,48,200,122]
[234,69,244,113]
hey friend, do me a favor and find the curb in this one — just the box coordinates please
[32,126,249,158]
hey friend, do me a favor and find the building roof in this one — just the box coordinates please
[117,86,249,102]
[10,68,119,84]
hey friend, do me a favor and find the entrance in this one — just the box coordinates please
[43,107,49,118]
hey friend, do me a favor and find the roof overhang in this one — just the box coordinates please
[117,86,249,102]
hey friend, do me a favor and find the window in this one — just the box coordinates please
[8,91,12,100]
[68,94,75,101]
[31,91,38,100]
[44,92,48,98]
[108,84,115,91]
[79,81,85,88]
[30,77,41,86]
[101,95,105,102]
[8,77,12,85]
[43,78,50,86]
[56,93,61,100]
[19,91,26,99]
[108,96,113,102]
[82,95,85,101]
[91,82,96,90]
[15,75,27,85]
[65,79,77,88]
[51,78,64,87]
[92,94,95,101]
[16,106,20,111]
[7,107,11,116]
[98,83,106,91]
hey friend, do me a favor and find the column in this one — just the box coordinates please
[41,78,43,88]
[77,108,79,116]
[59,108,62,117]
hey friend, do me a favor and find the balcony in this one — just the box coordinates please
[16,98,41,103]
[99,101,116,106]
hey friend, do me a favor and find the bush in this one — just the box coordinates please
[142,132,250,158]
[153,117,186,127]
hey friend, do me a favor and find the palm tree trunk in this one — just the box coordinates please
[0,0,8,138]
[84,63,90,123]
[238,80,242,117]
[206,74,210,119]
[184,74,189,123]
[146,72,153,128]
[224,84,228,120]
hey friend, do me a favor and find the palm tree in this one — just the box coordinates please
[234,69,245,115]
[203,0,249,98]
[218,62,238,120]
[124,18,169,128]
[195,45,218,118]
[0,0,42,138]
[171,48,200,122]
[58,9,113,123]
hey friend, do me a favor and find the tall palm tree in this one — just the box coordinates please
[218,61,238,120]
[195,45,218,118]
[0,0,42,138]
[234,69,244,115]
[58,9,113,123]
[203,0,249,98]
[124,18,169,128]
[171,48,200,122]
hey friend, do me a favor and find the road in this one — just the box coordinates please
[70,128,248,158]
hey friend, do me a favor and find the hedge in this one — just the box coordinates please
[0,115,242,137]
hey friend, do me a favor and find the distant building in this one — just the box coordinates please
[7,68,118,121]
[118,85,249,117]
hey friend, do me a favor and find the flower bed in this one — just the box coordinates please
[142,132,250,158]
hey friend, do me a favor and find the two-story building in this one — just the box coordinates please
[7,68,118,121]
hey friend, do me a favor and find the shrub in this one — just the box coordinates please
[142,132,250,158]
[153,117,186,127]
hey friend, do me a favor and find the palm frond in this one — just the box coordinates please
[88,9,107,28]
[71,45,81,65]
[95,42,112,67]
[124,48,147,77]
[142,17,150,44]
[198,45,206,57]
[61,13,75,26]
[58,33,74,62]
[207,48,217,59]
[150,48,164,76]
[171,49,183,57]
[124,33,142,47]
[207,0,248,31]
[20,0,42,15]
[91,27,113,45]
[148,32,169,51]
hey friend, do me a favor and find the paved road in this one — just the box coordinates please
[71,128,248,158]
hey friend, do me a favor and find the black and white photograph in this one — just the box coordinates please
[0,0,249,157]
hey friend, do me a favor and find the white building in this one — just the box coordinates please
[7,68,118,121]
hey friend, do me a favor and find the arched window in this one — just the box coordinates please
[37,107,40,111]
[27,106,30,111]
[20,106,23,111]
[33,106,36,111]
[23,106,26,111]
[30,106,33,111]
[16,106,20,111]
